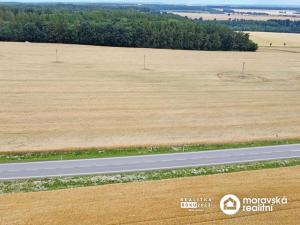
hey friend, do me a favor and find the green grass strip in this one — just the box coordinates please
[1,139,300,163]
[0,158,299,194]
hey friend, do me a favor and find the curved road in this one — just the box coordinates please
[0,144,299,180]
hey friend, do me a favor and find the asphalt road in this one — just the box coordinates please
[0,144,299,180]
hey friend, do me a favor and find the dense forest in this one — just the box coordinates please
[0,3,226,13]
[0,6,258,51]
[195,19,300,33]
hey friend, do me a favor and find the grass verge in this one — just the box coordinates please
[0,158,299,194]
[1,139,300,163]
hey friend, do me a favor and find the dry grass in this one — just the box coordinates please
[171,11,300,21]
[249,32,300,47]
[0,166,299,225]
[0,41,300,152]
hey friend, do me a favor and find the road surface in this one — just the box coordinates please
[0,144,299,180]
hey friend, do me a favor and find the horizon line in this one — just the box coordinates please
[1,1,300,7]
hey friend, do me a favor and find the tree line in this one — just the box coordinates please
[0,6,258,51]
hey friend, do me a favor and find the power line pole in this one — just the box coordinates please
[242,62,246,74]
[56,48,58,63]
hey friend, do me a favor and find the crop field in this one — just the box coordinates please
[0,35,300,152]
[249,32,300,47]
[171,11,300,21]
[0,166,299,225]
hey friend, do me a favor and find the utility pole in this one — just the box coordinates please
[56,48,58,63]
[242,62,246,74]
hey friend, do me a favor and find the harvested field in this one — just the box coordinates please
[0,41,300,152]
[0,166,299,225]
[171,11,300,21]
[249,31,300,47]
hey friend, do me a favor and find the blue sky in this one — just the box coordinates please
[1,0,300,6]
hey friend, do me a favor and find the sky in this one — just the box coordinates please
[1,0,300,6]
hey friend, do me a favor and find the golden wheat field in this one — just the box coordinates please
[0,166,299,225]
[0,34,300,152]
[171,11,300,21]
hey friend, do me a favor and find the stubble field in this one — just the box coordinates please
[248,32,300,47]
[0,166,299,225]
[0,32,300,152]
